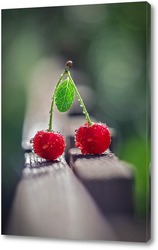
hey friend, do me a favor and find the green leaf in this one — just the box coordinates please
[55,77,75,112]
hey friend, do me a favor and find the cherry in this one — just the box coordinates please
[75,122,111,155]
[33,130,65,161]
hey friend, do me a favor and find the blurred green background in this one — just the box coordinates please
[2,2,150,231]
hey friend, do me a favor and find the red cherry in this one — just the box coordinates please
[75,122,111,155]
[33,130,66,161]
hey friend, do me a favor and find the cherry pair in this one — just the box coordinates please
[33,122,111,161]
[31,61,111,161]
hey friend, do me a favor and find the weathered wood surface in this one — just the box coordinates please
[7,152,118,241]
[69,148,134,214]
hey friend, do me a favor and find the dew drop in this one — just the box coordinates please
[30,138,34,143]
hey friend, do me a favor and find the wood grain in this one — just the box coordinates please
[7,152,118,241]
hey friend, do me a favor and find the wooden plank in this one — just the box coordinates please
[107,215,150,242]
[69,148,134,215]
[6,152,118,241]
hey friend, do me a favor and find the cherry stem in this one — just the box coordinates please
[48,60,92,131]
[67,71,92,126]
[48,70,67,131]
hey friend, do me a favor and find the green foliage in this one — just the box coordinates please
[55,77,75,112]
[120,137,150,218]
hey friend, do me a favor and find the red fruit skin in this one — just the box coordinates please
[75,122,111,155]
[33,131,65,161]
